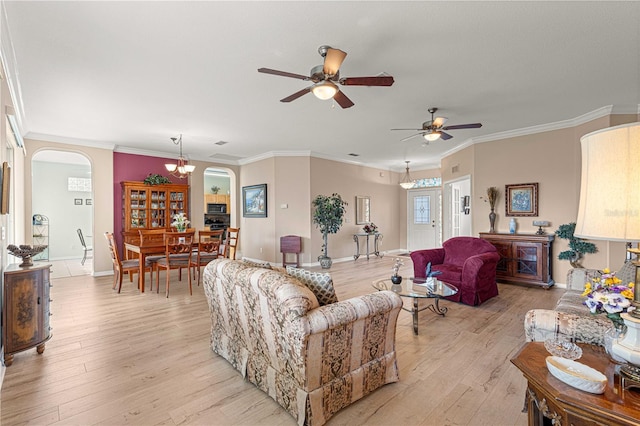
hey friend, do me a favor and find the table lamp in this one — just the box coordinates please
[574,122,640,380]
[533,220,550,235]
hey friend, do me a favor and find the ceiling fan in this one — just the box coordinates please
[258,45,394,109]
[392,108,482,143]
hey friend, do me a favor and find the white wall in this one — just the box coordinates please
[32,160,92,260]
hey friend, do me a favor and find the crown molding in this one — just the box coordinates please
[470,105,623,144]
[25,132,116,150]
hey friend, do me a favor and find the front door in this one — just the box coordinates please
[407,188,441,251]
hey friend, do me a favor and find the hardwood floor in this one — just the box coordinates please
[1,257,563,425]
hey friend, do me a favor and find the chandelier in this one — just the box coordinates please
[399,160,416,189]
[165,134,195,178]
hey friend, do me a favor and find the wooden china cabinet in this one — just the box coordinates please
[121,181,190,247]
[479,232,554,288]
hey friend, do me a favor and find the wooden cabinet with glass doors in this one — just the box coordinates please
[121,181,189,247]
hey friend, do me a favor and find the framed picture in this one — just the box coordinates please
[86,199,92,205]
[505,183,538,216]
[242,184,267,218]
[74,198,83,205]
[0,162,10,215]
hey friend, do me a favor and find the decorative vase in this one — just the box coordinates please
[319,256,332,269]
[391,275,402,284]
[489,210,496,233]
[604,324,627,363]
[509,218,517,234]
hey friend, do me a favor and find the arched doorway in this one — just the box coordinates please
[31,150,93,276]
[203,167,231,233]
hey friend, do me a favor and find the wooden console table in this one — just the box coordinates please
[511,342,640,425]
[479,232,554,288]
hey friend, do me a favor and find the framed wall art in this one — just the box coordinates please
[505,182,538,216]
[74,198,83,205]
[242,183,267,218]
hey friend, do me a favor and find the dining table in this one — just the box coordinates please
[124,240,167,293]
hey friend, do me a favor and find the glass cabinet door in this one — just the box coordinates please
[149,189,167,228]
[129,189,147,228]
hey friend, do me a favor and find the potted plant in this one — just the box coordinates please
[555,222,597,268]
[143,173,171,185]
[312,193,347,269]
[211,185,220,194]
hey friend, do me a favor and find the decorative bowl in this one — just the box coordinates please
[544,338,583,360]
[545,356,607,394]
[7,244,47,267]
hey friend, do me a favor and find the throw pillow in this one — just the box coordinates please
[242,258,272,269]
[286,266,338,306]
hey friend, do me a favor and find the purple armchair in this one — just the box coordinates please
[410,236,500,306]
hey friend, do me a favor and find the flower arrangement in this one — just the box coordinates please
[392,258,404,277]
[582,268,634,328]
[363,223,378,234]
[171,212,190,232]
[485,187,499,210]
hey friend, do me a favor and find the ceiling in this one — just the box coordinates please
[2,1,639,172]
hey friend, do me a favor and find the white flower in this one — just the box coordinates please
[171,213,190,229]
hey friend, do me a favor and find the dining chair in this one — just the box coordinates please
[104,231,148,293]
[77,228,93,265]
[221,227,240,259]
[190,230,223,285]
[138,228,167,289]
[154,232,194,298]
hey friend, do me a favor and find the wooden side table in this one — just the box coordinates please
[280,235,301,267]
[511,342,640,425]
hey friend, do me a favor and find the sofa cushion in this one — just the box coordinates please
[242,258,272,269]
[431,263,462,285]
[286,266,338,306]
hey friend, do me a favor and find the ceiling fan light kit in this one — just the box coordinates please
[311,81,338,100]
[393,107,482,143]
[423,131,441,142]
[258,45,394,108]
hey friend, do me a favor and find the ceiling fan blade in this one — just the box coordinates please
[323,48,347,76]
[280,87,312,103]
[333,90,354,108]
[442,123,483,130]
[339,76,395,86]
[432,116,448,128]
[258,68,309,80]
[440,132,453,140]
[400,133,423,142]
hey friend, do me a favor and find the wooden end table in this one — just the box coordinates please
[511,342,640,425]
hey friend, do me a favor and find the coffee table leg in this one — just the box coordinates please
[427,297,449,316]
[412,297,419,335]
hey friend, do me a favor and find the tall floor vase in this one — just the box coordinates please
[489,209,497,233]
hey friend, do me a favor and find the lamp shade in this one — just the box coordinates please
[311,81,338,100]
[575,122,640,241]
[424,131,441,142]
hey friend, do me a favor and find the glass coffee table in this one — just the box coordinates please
[372,277,458,335]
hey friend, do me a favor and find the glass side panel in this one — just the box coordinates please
[516,246,538,276]
[413,195,431,224]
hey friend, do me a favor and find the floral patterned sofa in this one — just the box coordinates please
[524,262,636,346]
[202,258,403,426]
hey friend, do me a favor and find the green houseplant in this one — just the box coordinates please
[143,173,171,185]
[312,193,347,269]
[555,222,598,268]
